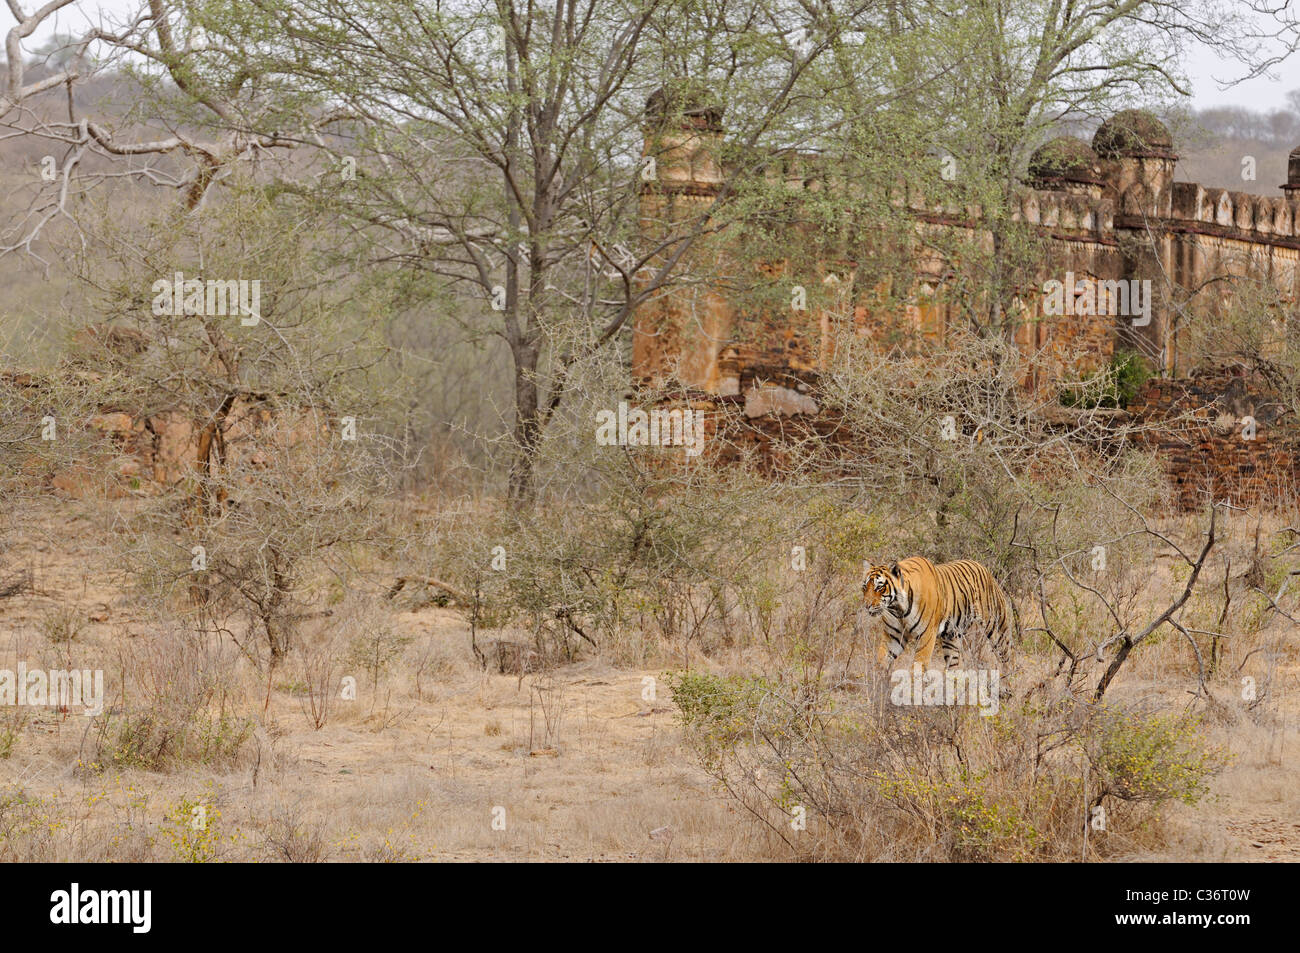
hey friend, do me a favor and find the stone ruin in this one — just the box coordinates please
[5,326,332,498]
[10,96,1300,509]
[631,89,1300,508]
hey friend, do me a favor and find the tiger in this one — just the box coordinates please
[861,556,1016,673]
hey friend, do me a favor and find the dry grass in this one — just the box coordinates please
[0,496,1296,862]
[0,501,780,861]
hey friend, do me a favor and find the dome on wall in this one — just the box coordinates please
[1093,109,1175,159]
[1027,136,1103,185]
[645,83,724,131]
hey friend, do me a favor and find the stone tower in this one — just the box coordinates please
[1026,135,1106,199]
[1094,109,1178,367]
[1285,144,1300,202]
[1093,108,1177,219]
[633,84,730,392]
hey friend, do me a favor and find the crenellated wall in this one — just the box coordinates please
[635,98,1300,369]
[632,96,1300,505]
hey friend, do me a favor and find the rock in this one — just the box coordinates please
[743,383,819,418]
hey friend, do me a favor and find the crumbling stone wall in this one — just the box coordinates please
[2,369,329,498]
[633,91,1300,507]
[67,398,318,494]
[1126,368,1300,509]
[640,365,1300,511]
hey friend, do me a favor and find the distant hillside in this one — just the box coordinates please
[1173,92,1300,193]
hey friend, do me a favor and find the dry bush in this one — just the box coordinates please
[80,628,254,774]
[37,606,85,645]
[669,667,1226,861]
[418,460,801,668]
[278,595,423,728]
[294,635,338,731]
[0,790,64,862]
[112,407,395,670]
[260,802,332,862]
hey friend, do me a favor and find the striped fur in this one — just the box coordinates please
[862,556,1015,670]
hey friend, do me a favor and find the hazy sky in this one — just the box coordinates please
[1187,22,1299,111]
[15,0,1300,114]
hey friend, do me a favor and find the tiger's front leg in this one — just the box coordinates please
[877,629,904,665]
[913,624,939,669]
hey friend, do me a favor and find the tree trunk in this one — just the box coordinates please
[508,343,542,502]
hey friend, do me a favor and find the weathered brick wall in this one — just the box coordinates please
[3,369,329,497]
[1126,368,1300,509]
[632,96,1300,509]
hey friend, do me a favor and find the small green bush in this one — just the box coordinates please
[1060,350,1151,410]
[1088,708,1226,806]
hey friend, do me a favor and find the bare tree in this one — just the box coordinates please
[51,0,906,499]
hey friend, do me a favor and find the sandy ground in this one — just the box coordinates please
[0,509,773,861]
[0,505,1296,862]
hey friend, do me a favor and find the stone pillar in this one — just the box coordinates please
[1095,110,1178,373]
[1284,146,1300,203]
[632,84,727,391]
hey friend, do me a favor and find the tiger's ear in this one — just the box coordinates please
[889,562,900,578]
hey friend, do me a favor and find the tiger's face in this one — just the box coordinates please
[862,563,902,617]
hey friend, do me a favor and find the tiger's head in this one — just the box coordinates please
[862,562,904,617]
